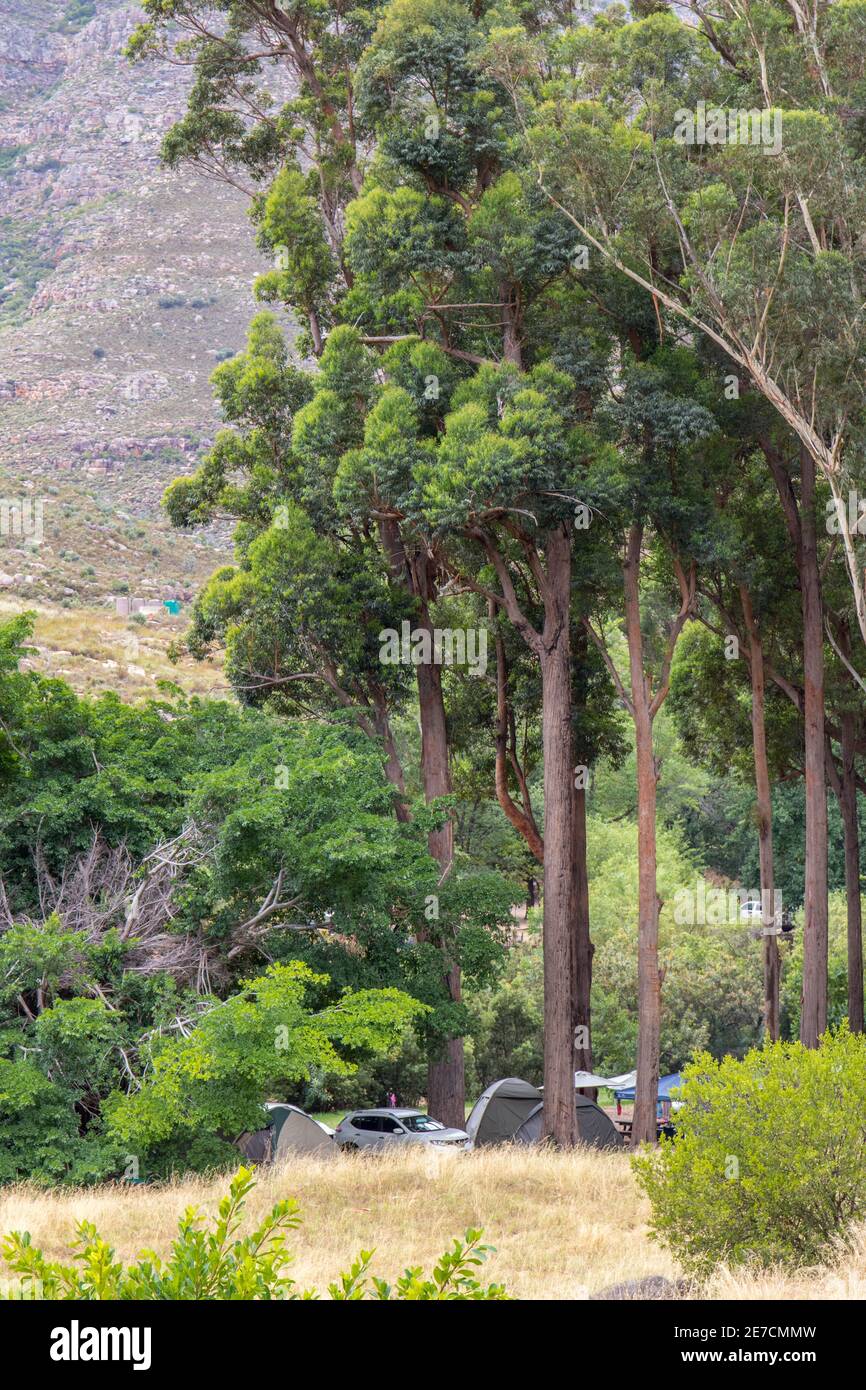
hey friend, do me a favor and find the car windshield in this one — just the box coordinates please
[400,1114,445,1132]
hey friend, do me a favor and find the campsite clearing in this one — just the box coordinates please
[2,1148,864,1300]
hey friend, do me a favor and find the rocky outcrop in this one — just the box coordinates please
[0,0,284,471]
[590,1275,693,1301]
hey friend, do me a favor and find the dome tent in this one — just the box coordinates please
[514,1095,623,1149]
[466,1077,544,1147]
[267,1103,337,1158]
[466,1077,623,1150]
[236,1103,337,1163]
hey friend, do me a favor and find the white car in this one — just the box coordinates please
[739,899,765,920]
[334,1108,470,1152]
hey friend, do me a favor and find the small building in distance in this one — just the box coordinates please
[115,596,174,618]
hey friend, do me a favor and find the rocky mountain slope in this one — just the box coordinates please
[0,0,289,691]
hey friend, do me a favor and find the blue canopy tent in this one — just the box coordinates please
[614,1073,683,1134]
[613,1072,683,1103]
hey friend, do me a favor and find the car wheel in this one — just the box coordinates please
[342,1142,359,1153]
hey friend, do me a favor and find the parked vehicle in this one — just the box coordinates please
[334,1109,470,1152]
[739,899,764,920]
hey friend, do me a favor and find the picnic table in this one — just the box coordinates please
[614,1117,676,1140]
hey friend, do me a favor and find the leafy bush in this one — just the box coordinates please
[105,961,425,1164]
[0,1059,80,1185]
[632,1027,866,1272]
[0,1168,509,1300]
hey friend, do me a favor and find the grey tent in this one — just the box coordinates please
[514,1095,623,1150]
[466,1078,544,1147]
[267,1103,337,1159]
[236,1103,337,1163]
[466,1076,624,1150]
[236,1126,274,1163]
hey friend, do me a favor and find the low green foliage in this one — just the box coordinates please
[0,1168,508,1300]
[632,1027,866,1273]
[106,961,425,1161]
[0,1059,80,1185]
[0,614,514,1183]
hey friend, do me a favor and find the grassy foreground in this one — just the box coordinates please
[2,1148,864,1300]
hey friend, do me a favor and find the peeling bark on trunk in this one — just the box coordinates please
[799,450,829,1046]
[740,585,779,1041]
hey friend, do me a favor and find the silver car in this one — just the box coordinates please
[334,1108,470,1152]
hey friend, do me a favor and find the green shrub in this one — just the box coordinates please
[632,1026,866,1273]
[0,1168,509,1300]
[0,1059,80,1185]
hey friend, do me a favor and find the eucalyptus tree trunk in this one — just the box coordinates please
[799,450,829,1045]
[572,625,594,1081]
[415,595,464,1130]
[828,617,864,1033]
[493,604,594,1089]
[839,712,863,1033]
[624,525,661,1148]
[538,527,579,1146]
[572,782,594,1078]
[631,698,661,1147]
[597,526,696,1146]
[468,521,579,1144]
[739,585,780,1041]
[763,444,828,1046]
[377,515,464,1126]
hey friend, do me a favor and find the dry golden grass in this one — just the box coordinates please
[0,598,227,700]
[2,1148,864,1300]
